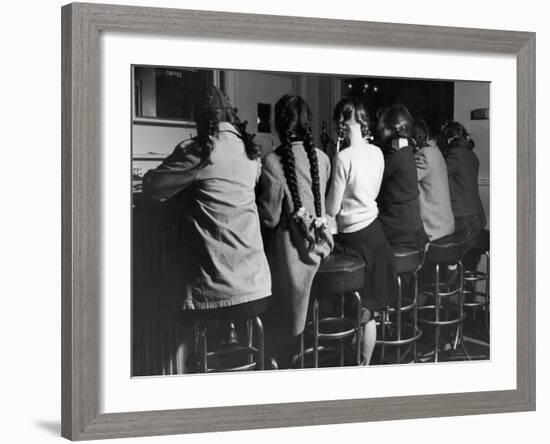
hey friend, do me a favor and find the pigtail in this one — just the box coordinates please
[233,113,261,160]
[438,120,476,153]
[275,94,329,250]
[279,129,303,214]
[195,116,218,168]
[336,121,346,152]
[303,124,322,218]
[333,97,371,150]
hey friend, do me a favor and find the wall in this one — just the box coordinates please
[132,70,333,166]
[454,81,491,224]
[225,70,296,154]
[1,1,545,444]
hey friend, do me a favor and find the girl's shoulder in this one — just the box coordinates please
[315,146,330,164]
[365,142,384,157]
[261,149,284,174]
[167,138,202,163]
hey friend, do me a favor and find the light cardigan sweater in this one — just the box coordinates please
[415,143,455,241]
[326,140,384,233]
[142,122,271,310]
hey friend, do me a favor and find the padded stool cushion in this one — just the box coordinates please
[426,235,466,264]
[311,253,365,296]
[391,247,423,274]
[181,296,271,322]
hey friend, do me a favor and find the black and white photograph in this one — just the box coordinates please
[131,65,490,376]
[2,0,544,442]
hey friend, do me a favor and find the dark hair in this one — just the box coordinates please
[193,86,260,168]
[436,120,475,154]
[332,97,370,146]
[274,95,322,218]
[376,104,414,149]
[412,119,430,149]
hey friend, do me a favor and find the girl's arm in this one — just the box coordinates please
[415,149,429,181]
[326,155,347,218]
[445,148,460,176]
[142,142,201,201]
[257,155,284,229]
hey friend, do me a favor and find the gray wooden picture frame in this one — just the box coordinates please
[61,2,536,440]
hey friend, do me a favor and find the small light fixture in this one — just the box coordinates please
[348,83,353,88]
[373,86,379,92]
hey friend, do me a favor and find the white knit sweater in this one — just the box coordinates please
[326,140,384,233]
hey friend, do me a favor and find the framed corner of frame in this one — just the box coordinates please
[61,2,536,440]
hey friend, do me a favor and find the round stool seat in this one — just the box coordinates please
[391,247,423,274]
[311,253,365,296]
[181,297,271,322]
[426,236,466,264]
[183,298,270,373]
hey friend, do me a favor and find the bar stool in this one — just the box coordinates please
[417,236,468,362]
[296,253,365,368]
[183,297,270,373]
[463,229,490,331]
[377,246,426,364]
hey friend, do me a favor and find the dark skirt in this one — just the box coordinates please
[454,213,487,270]
[335,218,395,311]
[454,214,487,252]
[379,218,429,252]
[181,297,271,322]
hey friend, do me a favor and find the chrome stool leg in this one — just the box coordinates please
[340,293,345,366]
[485,252,490,330]
[413,271,419,362]
[458,262,470,360]
[299,332,305,368]
[313,299,320,368]
[396,275,403,364]
[434,264,441,363]
[247,318,254,365]
[353,291,362,366]
[200,323,208,372]
[253,315,265,370]
[380,310,387,363]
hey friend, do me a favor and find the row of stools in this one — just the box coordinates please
[184,230,489,372]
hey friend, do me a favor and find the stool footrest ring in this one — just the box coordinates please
[376,324,423,347]
[417,305,466,326]
[305,317,358,340]
[382,297,416,314]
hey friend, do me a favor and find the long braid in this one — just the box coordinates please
[303,124,322,218]
[196,116,218,168]
[278,129,302,213]
[274,94,330,250]
[233,113,261,160]
[336,121,346,151]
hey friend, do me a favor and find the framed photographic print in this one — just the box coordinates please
[61,2,535,440]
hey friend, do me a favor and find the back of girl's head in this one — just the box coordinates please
[193,86,235,131]
[436,120,475,153]
[333,97,370,139]
[274,95,323,219]
[193,86,259,166]
[412,119,430,149]
[376,104,414,147]
[275,95,312,140]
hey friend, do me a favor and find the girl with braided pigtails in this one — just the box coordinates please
[326,97,394,365]
[257,95,333,368]
[142,86,271,316]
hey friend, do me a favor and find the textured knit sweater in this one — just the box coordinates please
[257,142,333,336]
[326,140,384,233]
[415,144,455,241]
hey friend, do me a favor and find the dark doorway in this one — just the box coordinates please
[342,77,454,138]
